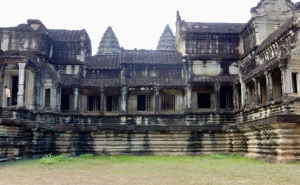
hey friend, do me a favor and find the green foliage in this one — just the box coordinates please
[39,154,73,165]
[79,153,94,159]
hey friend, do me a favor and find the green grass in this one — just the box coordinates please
[0,154,299,185]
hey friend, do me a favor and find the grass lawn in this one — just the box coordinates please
[0,154,299,185]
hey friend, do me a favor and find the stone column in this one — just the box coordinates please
[186,60,192,81]
[233,85,238,109]
[252,78,261,106]
[214,83,220,110]
[245,85,250,108]
[17,63,26,107]
[154,86,160,113]
[121,86,128,113]
[74,88,79,112]
[281,67,289,95]
[57,87,61,111]
[100,88,105,115]
[50,87,57,110]
[265,72,274,101]
[240,82,246,108]
[185,83,192,112]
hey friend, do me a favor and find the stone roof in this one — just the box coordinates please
[80,78,120,88]
[192,75,238,83]
[97,26,120,55]
[157,25,175,51]
[85,55,120,69]
[48,29,92,54]
[184,22,245,34]
[60,74,79,87]
[123,50,182,64]
[127,77,184,87]
[242,58,279,83]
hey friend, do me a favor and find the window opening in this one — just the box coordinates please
[137,95,151,111]
[12,76,18,102]
[198,93,210,108]
[45,89,51,108]
[161,94,175,111]
[220,92,233,109]
[260,79,267,104]
[61,94,70,111]
[87,95,100,112]
[107,95,119,112]
[292,73,298,93]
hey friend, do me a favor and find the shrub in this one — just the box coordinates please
[79,153,94,159]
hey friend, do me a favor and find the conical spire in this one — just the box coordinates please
[157,25,175,51]
[97,26,120,55]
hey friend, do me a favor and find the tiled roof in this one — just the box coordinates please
[85,55,120,69]
[256,16,295,53]
[79,78,120,88]
[48,29,92,54]
[127,77,184,87]
[192,75,238,83]
[242,58,279,83]
[184,22,245,34]
[123,50,182,64]
[60,74,79,87]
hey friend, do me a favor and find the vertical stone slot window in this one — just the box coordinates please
[45,89,51,108]
[87,95,100,112]
[61,94,70,111]
[12,76,19,102]
[137,95,151,111]
[260,79,267,104]
[292,73,298,93]
[107,95,119,112]
[198,93,210,108]
[248,82,255,107]
[273,70,282,99]
[220,89,233,109]
[161,94,175,111]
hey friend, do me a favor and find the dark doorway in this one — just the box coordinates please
[137,95,146,111]
[61,94,70,111]
[198,93,210,108]
[12,76,18,102]
[292,73,298,93]
[45,89,51,107]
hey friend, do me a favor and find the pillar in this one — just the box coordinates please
[185,83,192,112]
[240,82,246,109]
[233,85,238,109]
[281,67,289,95]
[100,88,105,115]
[214,83,220,110]
[57,87,61,111]
[154,86,160,113]
[186,60,192,81]
[50,87,57,110]
[74,88,79,112]
[265,72,274,101]
[17,63,26,107]
[121,86,128,113]
[253,78,261,106]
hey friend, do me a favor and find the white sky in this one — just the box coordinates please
[0,0,298,54]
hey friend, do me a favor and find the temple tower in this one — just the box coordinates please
[157,25,175,51]
[97,26,120,55]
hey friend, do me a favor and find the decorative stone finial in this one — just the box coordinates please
[157,25,175,51]
[177,10,181,22]
[97,26,120,55]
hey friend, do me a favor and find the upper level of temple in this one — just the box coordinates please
[0,0,300,122]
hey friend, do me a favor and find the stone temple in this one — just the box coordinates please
[1,0,300,162]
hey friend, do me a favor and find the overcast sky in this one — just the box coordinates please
[0,0,298,54]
